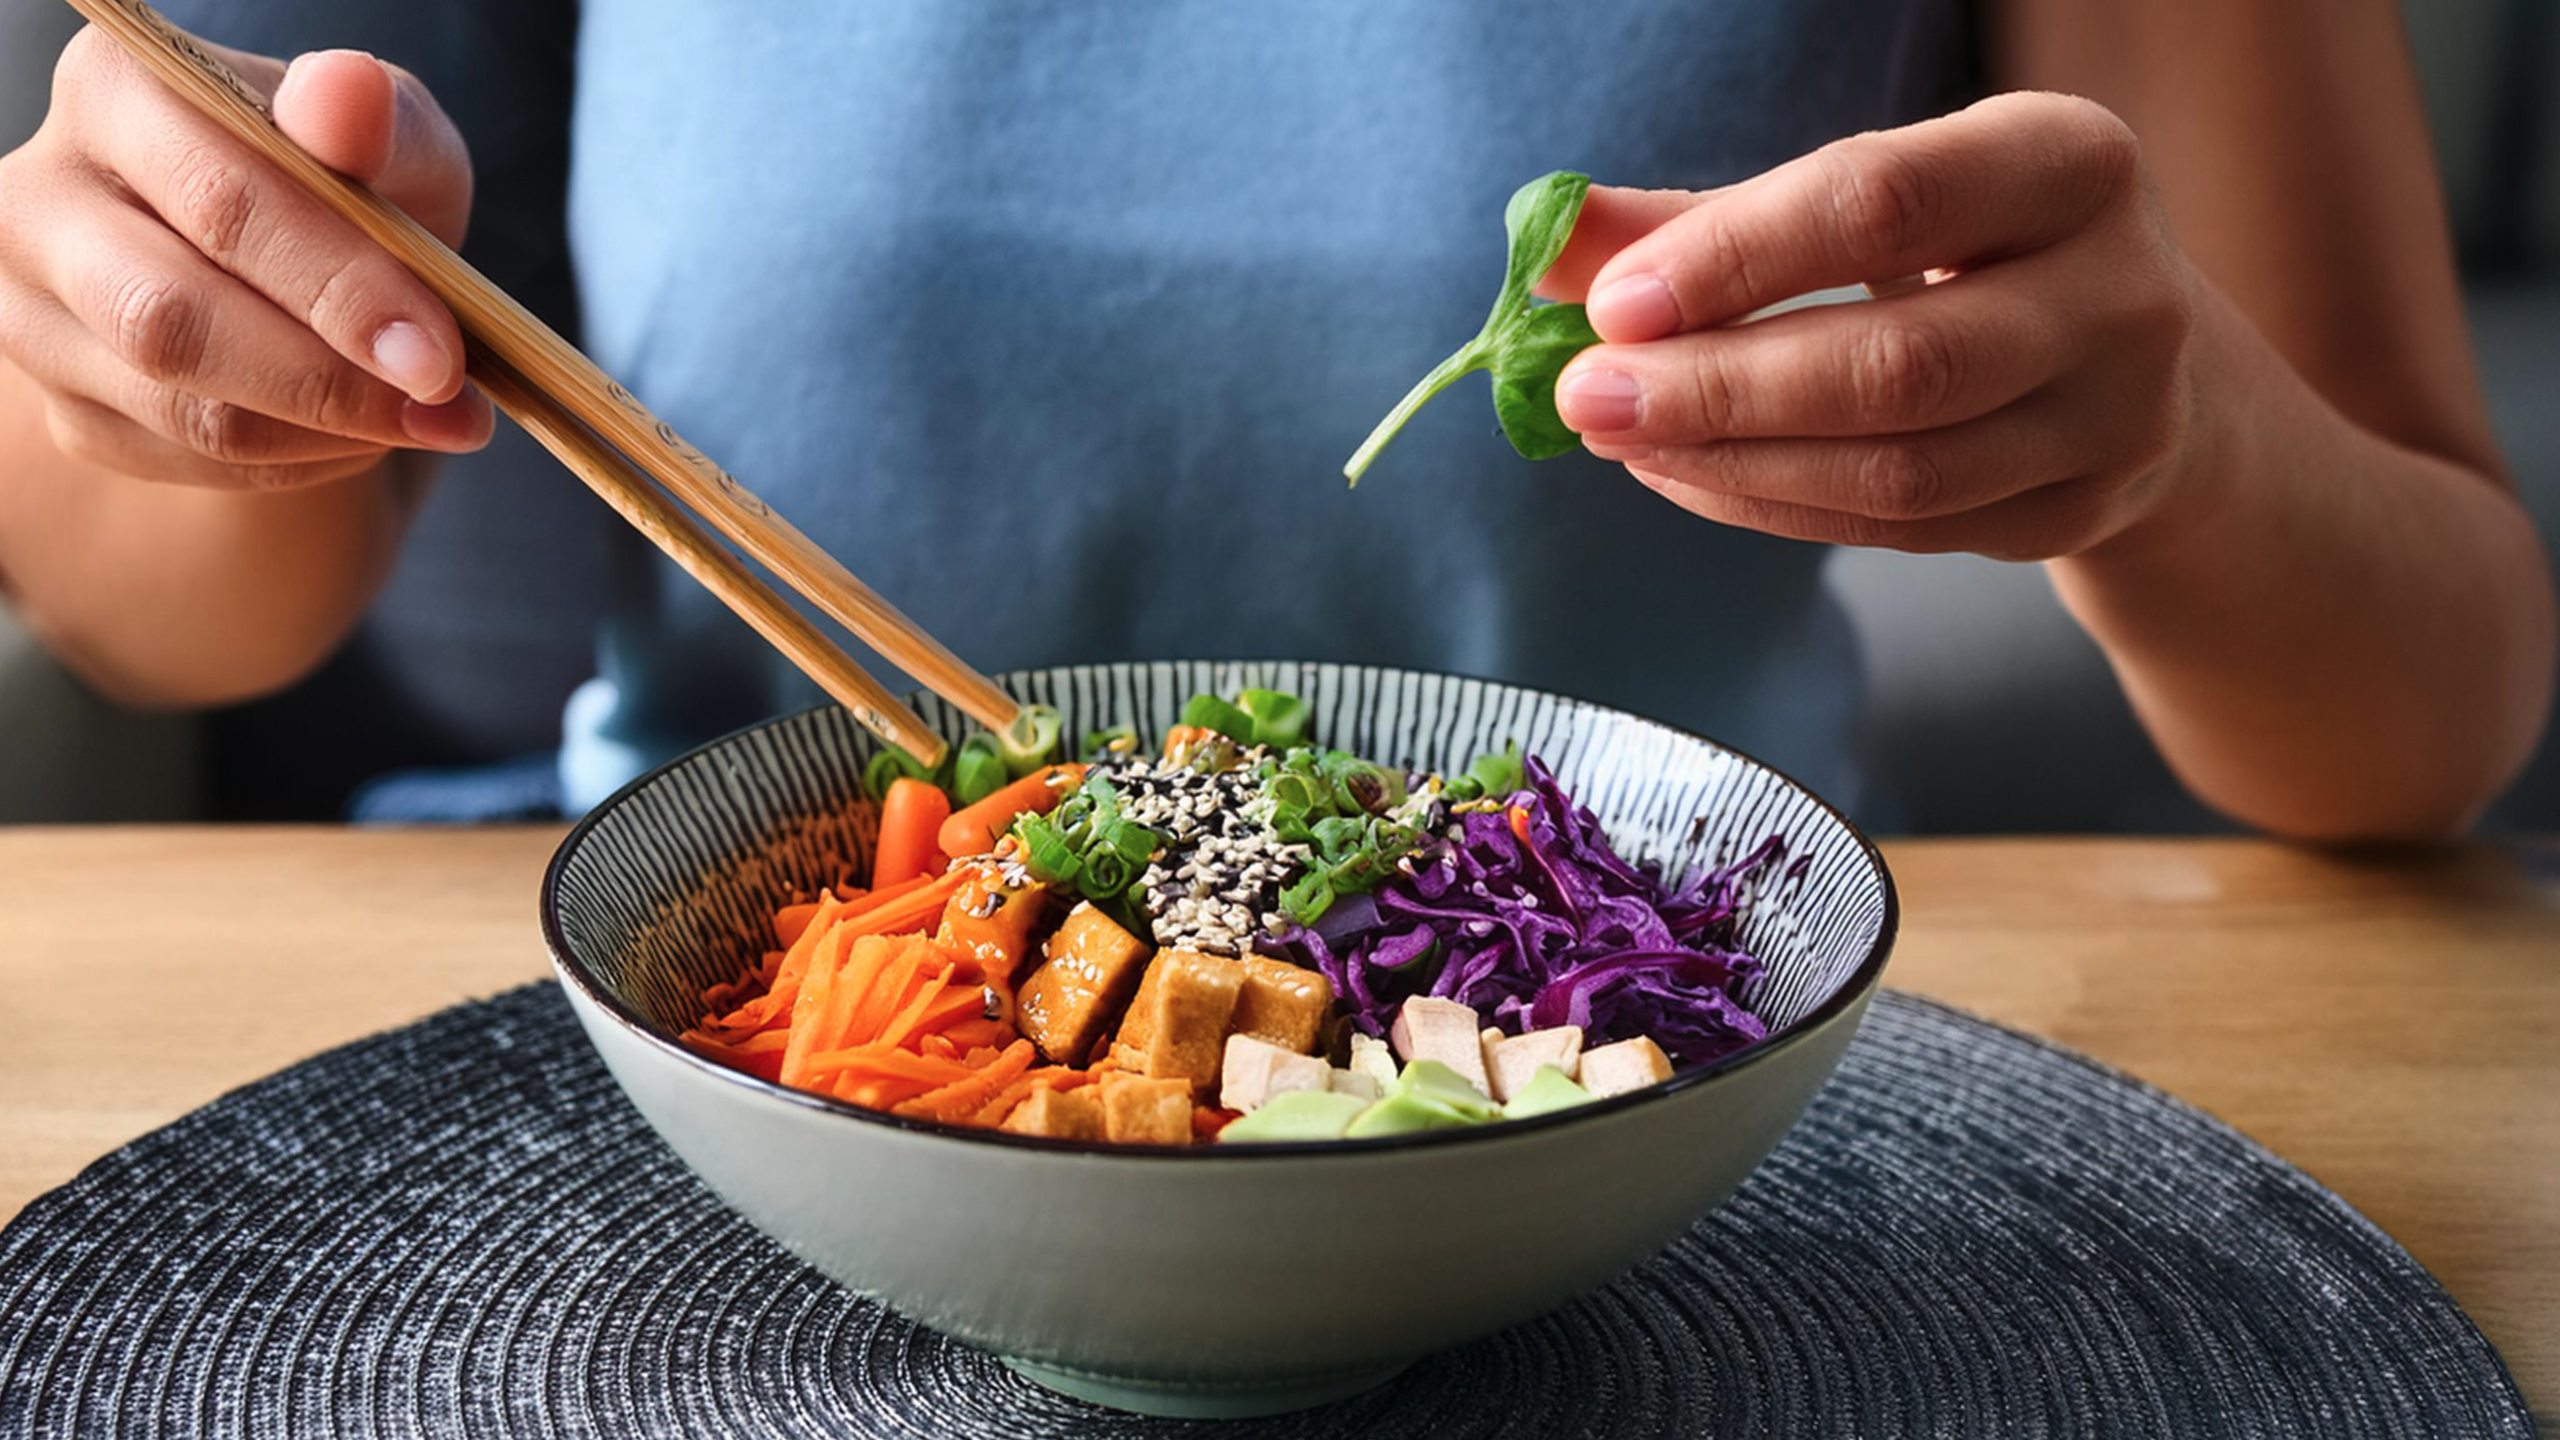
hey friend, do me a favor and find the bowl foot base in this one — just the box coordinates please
[1000,1357,1411,1418]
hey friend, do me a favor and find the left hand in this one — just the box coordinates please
[1545,92,2205,562]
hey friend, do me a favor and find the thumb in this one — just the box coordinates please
[271,50,474,249]
[1534,185,1713,304]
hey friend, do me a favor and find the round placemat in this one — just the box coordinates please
[0,985,2531,1439]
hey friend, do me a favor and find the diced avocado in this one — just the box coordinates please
[1342,1091,1479,1138]
[1219,1089,1371,1143]
[1396,1059,1502,1122]
[1500,1065,1594,1120]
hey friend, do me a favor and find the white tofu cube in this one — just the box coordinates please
[1579,1036,1674,1097]
[1328,1067,1383,1103]
[1347,1032,1400,1094]
[1485,1025,1585,1103]
[1389,996,1491,1097]
[1220,1032,1333,1113]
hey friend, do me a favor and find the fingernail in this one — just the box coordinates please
[1587,273,1680,342]
[1556,368,1644,434]
[373,321,452,402]
[402,384,490,452]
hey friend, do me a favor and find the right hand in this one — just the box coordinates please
[0,28,489,491]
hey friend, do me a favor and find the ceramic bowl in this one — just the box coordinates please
[542,660,1897,1417]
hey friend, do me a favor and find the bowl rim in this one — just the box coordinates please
[540,660,1899,1162]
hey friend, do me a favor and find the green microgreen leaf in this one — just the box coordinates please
[1344,170,1601,485]
[1489,302,1603,460]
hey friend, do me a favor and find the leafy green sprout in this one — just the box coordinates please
[1343,171,1604,486]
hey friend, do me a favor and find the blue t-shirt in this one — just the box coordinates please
[169,0,1974,820]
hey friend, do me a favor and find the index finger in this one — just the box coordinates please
[1533,186,1711,302]
[1580,92,2142,343]
[69,40,467,403]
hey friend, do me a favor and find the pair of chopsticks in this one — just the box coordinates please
[65,0,1017,767]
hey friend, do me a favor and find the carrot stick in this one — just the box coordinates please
[773,904,823,949]
[875,960,964,1050]
[838,869,970,939]
[820,935,899,1052]
[770,891,853,998]
[894,1039,1037,1120]
[872,778,953,891]
[844,935,930,1044]
[777,923,854,1088]
[679,1029,793,1083]
[936,764,1087,858]
[801,1044,968,1083]
[970,1067,1093,1127]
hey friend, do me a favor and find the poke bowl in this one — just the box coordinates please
[540,659,1898,1417]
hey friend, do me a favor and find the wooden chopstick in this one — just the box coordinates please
[61,0,1023,748]
[467,349,948,764]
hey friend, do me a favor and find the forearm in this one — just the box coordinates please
[0,358,423,708]
[2050,286,2556,839]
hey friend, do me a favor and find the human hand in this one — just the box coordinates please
[1544,93,2205,562]
[0,30,486,492]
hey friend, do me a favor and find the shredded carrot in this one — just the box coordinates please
[773,904,822,949]
[680,881,1095,1133]
[893,1039,1037,1121]
[838,869,970,939]
[969,1067,1096,1128]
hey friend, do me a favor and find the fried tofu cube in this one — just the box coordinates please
[1109,948,1243,1093]
[1485,1025,1585,1103]
[999,1085,1107,1141]
[1231,956,1333,1054]
[1219,1033,1334,1113]
[1389,996,1491,1097]
[1098,1072,1194,1145]
[1347,1032,1400,1094]
[1016,903,1151,1065]
[1579,1036,1674,1097]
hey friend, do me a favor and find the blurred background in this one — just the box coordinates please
[2,0,2553,830]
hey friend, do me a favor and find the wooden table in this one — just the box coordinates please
[2,829,2553,1418]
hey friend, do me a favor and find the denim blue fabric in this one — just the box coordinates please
[159,1,1980,822]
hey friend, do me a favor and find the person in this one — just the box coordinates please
[0,1,2547,837]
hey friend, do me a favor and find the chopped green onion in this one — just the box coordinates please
[1236,688,1308,749]
[1099,818,1160,864]
[1180,692,1258,744]
[1012,813,1086,887]
[998,704,1062,778]
[1280,870,1335,926]
[1082,724,1139,758]
[1080,849,1134,895]
[863,745,936,802]
[1328,757,1405,816]
[952,733,1009,805]
[1268,771,1325,813]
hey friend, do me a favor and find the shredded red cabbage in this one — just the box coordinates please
[1258,756,1782,1067]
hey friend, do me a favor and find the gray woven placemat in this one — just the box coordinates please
[0,985,2533,1439]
